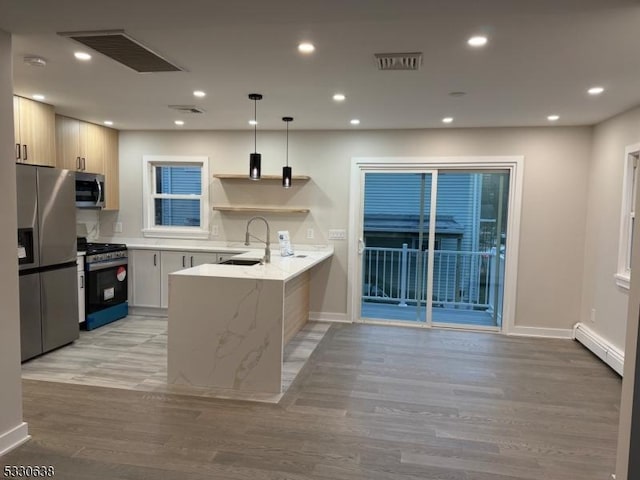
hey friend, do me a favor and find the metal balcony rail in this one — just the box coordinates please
[363,244,502,311]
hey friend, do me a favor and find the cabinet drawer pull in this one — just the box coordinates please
[190,256,194,267]
[153,254,157,266]
[22,144,27,161]
[182,255,186,268]
[82,158,86,170]
[16,143,21,160]
[77,157,81,169]
[80,275,84,289]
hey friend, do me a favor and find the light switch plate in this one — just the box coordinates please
[113,222,123,233]
[328,229,347,240]
[306,228,315,239]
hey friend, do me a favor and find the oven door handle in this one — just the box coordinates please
[87,258,128,272]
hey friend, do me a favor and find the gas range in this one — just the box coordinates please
[78,239,128,264]
[77,238,129,330]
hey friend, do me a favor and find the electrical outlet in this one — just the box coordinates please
[328,229,347,240]
[590,308,596,323]
[212,224,219,236]
[306,228,314,239]
[113,222,123,233]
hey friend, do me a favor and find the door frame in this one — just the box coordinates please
[347,156,525,334]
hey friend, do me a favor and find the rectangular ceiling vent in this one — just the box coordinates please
[168,105,205,114]
[374,52,423,71]
[58,30,183,73]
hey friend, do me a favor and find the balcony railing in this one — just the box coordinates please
[363,244,504,315]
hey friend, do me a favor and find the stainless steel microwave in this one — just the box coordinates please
[76,172,105,208]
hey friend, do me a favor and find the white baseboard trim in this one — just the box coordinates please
[309,312,351,323]
[129,306,167,318]
[574,323,624,376]
[507,326,574,339]
[0,422,29,457]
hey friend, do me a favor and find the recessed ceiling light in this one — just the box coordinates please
[32,94,45,101]
[174,120,185,126]
[298,42,315,54]
[467,36,488,47]
[193,90,206,98]
[547,115,560,122]
[588,86,605,95]
[74,52,92,61]
[350,119,360,125]
[103,120,114,126]
[442,117,454,124]
[333,93,346,102]
[249,120,258,126]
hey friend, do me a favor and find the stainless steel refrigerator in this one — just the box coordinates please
[17,164,78,362]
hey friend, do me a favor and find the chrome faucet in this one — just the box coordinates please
[245,216,271,263]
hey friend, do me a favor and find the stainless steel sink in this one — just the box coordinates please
[220,258,262,266]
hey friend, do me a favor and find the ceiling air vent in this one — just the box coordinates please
[374,52,423,71]
[168,105,205,114]
[58,30,183,73]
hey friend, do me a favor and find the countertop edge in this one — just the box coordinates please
[170,249,333,282]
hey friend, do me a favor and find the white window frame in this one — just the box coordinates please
[142,155,210,240]
[616,143,640,290]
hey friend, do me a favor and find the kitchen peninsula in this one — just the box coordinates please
[167,247,333,394]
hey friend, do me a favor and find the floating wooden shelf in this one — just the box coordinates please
[213,206,310,214]
[214,174,310,181]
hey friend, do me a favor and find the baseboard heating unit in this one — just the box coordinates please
[573,323,624,376]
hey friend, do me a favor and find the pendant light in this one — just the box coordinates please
[282,116,293,188]
[248,93,263,180]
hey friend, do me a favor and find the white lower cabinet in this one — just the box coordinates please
[189,252,219,268]
[160,252,188,308]
[77,256,85,323]
[130,249,230,309]
[130,249,162,307]
[215,252,236,264]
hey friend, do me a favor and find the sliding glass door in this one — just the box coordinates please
[359,168,509,330]
[360,171,436,324]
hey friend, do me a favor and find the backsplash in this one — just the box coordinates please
[76,209,100,240]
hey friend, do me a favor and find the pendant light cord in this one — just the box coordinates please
[254,99,257,153]
[286,122,289,167]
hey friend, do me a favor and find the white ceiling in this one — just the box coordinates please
[2,0,640,130]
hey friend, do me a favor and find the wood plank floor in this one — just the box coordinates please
[21,316,331,403]
[2,324,621,480]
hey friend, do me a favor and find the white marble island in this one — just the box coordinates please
[167,247,333,395]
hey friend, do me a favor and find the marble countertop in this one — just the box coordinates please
[170,246,333,282]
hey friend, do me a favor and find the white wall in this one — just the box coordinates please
[104,126,592,330]
[581,105,640,353]
[616,133,640,478]
[0,29,28,455]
